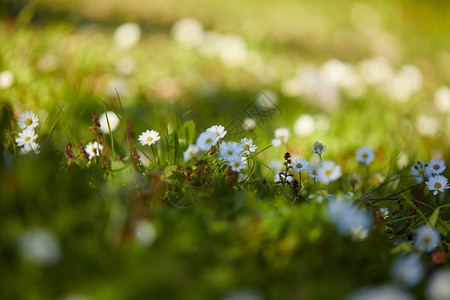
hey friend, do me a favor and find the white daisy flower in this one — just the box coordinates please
[274,172,293,185]
[318,160,342,184]
[85,141,103,160]
[138,130,160,146]
[15,127,38,147]
[425,175,449,195]
[20,142,40,155]
[349,173,361,186]
[411,161,429,183]
[415,225,440,252]
[308,164,321,182]
[17,110,39,129]
[228,156,247,172]
[99,111,120,134]
[427,158,446,175]
[356,146,374,165]
[312,141,326,154]
[371,173,384,186]
[291,158,309,172]
[219,141,242,161]
[207,125,227,140]
[239,138,257,155]
[183,144,200,162]
[196,131,218,151]
[426,269,450,300]
[377,207,389,220]
[271,128,289,147]
[390,255,424,288]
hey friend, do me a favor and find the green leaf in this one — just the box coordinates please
[429,207,440,227]
[167,122,179,165]
[182,120,196,145]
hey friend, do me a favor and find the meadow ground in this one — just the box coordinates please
[0,0,449,299]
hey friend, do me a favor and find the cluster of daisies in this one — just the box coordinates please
[411,159,449,195]
[138,125,257,173]
[274,139,342,185]
[15,111,40,154]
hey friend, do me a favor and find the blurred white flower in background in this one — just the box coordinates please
[18,228,61,266]
[327,196,371,241]
[390,255,424,287]
[106,77,129,98]
[115,57,136,76]
[294,114,315,137]
[415,114,440,137]
[218,34,248,67]
[268,159,283,172]
[426,269,450,300]
[197,31,222,57]
[383,64,422,102]
[434,86,450,113]
[172,18,204,48]
[134,219,157,247]
[0,70,14,89]
[346,285,413,300]
[99,111,120,134]
[242,118,256,130]
[358,57,393,85]
[114,23,141,49]
[256,89,279,109]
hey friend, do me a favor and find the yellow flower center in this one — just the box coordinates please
[243,144,250,151]
[296,163,302,168]
[25,118,32,126]
[228,150,233,155]
[188,151,193,156]
[418,169,424,175]
[215,132,220,137]
[147,136,153,142]
[379,213,386,218]
[24,136,30,142]
[362,153,368,159]
[372,177,381,185]
[315,145,323,151]
[423,236,431,244]
[233,162,240,168]
[91,147,96,153]
[325,169,332,176]
[205,138,212,143]
[279,135,285,140]
[313,170,318,175]
[434,164,440,170]
[434,182,442,189]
